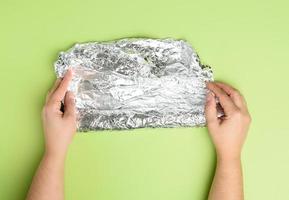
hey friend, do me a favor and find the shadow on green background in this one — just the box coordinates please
[1,0,289,199]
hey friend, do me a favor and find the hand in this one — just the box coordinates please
[205,82,251,161]
[42,69,76,158]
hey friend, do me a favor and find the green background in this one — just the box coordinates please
[1,0,289,199]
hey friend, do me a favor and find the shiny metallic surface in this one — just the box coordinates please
[54,38,214,131]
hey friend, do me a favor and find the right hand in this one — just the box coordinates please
[205,82,251,161]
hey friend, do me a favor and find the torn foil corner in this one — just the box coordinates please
[54,38,214,131]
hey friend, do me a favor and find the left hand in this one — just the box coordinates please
[42,69,76,158]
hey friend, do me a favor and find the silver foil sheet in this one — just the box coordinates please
[54,38,213,131]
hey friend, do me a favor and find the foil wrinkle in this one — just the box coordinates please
[54,38,214,131]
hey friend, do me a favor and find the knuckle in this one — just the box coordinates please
[238,93,246,101]
[239,93,245,101]
[218,88,227,95]
[218,93,228,100]
[206,116,216,124]
[234,111,251,123]
[66,114,76,121]
[233,88,240,94]
[231,89,240,96]
[231,89,242,98]
[68,98,75,106]
[49,95,57,102]
[46,93,50,99]
[42,104,53,114]
[244,114,252,123]
[42,106,49,117]
[231,109,242,117]
[41,108,45,116]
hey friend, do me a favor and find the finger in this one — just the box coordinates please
[205,91,218,128]
[206,82,238,115]
[46,79,61,103]
[63,91,76,119]
[50,69,73,102]
[51,79,62,93]
[215,82,248,110]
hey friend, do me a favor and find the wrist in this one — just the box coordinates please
[44,140,71,159]
[217,153,241,164]
[44,148,68,161]
[215,147,242,162]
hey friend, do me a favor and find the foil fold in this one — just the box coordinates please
[54,38,213,131]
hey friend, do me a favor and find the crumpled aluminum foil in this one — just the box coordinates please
[54,38,213,131]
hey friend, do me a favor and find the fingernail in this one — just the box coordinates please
[67,91,75,99]
[206,92,213,102]
[206,81,212,88]
[67,68,74,76]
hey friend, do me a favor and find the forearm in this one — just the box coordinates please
[208,157,243,200]
[26,153,66,200]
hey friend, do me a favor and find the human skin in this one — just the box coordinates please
[26,71,250,200]
[26,69,76,200]
[206,82,251,200]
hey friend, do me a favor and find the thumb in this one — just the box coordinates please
[64,91,76,119]
[205,91,218,128]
